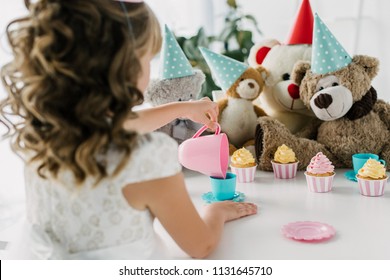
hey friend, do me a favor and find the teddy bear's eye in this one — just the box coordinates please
[318,86,324,91]
[178,98,182,102]
[282,73,290,81]
[332,82,339,87]
[240,78,244,82]
[190,94,193,98]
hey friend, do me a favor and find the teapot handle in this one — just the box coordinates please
[192,123,221,139]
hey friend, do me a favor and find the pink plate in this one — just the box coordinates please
[281,221,336,241]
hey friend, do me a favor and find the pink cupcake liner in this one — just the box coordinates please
[230,165,257,183]
[357,176,388,197]
[305,172,335,193]
[271,161,299,179]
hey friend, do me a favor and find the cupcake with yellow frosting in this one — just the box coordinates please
[356,159,388,196]
[271,144,299,179]
[230,147,257,183]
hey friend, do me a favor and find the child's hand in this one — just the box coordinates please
[204,201,258,223]
[184,97,219,131]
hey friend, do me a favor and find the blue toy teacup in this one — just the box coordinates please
[210,172,236,200]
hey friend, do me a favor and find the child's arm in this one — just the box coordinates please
[123,97,219,134]
[122,172,257,259]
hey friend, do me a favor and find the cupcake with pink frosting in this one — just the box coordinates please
[305,152,335,192]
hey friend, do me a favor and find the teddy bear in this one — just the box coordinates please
[145,69,205,144]
[248,40,316,134]
[248,0,317,134]
[143,25,205,144]
[254,14,390,171]
[199,47,268,154]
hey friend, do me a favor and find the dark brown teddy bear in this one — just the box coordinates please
[254,55,390,171]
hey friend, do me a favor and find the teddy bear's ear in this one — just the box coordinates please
[248,39,280,67]
[255,65,270,86]
[193,69,206,85]
[144,79,168,105]
[352,55,379,80]
[144,79,159,100]
[291,60,311,85]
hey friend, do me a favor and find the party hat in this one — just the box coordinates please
[199,47,248,92]
[311,14,352,74]
[160,25,194,80]
[286,0,314,45]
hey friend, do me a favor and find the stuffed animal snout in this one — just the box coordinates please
[309,75,353,121]
[236,78,261,99]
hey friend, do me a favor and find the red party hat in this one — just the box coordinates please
[286,0,314,45]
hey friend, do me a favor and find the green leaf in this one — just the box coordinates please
[236,30,253,49]
[223,49,245,62]
[183,40,198,61]
[176,36,186,49]
[226,0,237,9]
[244,15,262,35]
[219,28,237,44]
[200,73,220,99]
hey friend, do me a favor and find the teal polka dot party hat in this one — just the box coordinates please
[312,13,352,74]
[199,47,248,92]
[160,25,195,80]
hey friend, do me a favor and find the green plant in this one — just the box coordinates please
[176,0,262,98]
[220,0,262,62]
[176,28,220,99]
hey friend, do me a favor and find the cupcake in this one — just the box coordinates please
[271,144,299,179]
[305,152,335,192]
[230,147,257,183]
[356,159,388,196]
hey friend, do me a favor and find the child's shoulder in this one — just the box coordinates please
[116,132,181,184]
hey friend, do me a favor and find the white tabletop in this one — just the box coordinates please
[154,169,390,260]
[1,169,389,260]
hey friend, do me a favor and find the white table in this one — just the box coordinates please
[154,169,390,260]
[1,169,389,260]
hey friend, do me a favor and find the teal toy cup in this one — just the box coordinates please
[210,172,236,200]
[352,153,386,174]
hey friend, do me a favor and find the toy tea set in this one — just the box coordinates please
[163,0,389,242]
[178,123,246,203]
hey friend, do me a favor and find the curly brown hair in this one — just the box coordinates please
[0,0,162,184]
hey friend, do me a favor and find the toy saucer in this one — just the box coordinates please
[201,191,245,203]
[281,221,336,241]
[344,170,357,182]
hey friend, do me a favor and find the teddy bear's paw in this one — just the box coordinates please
[254,124,263,162]
[229,144,238,156]
[255,117,297,171]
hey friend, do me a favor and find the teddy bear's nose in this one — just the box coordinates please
[287,84,300,99]
[314,93,333,109]
[248,82,255,89]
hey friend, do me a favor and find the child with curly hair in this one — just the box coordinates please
[0,0,257,259]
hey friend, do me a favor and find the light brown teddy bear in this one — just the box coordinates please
[199,47,267,154]
[255,14,390,171]
[218,66,268,154]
